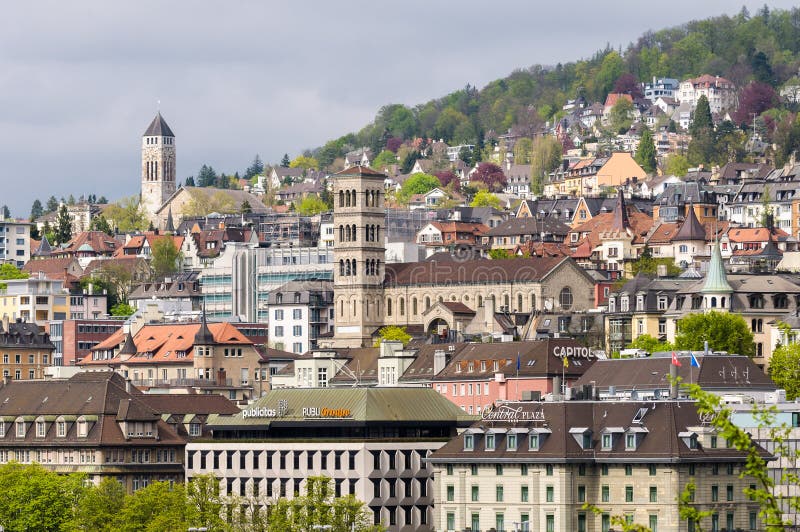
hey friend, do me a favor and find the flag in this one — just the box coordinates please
[690,353,700,368]
[563,356,569,368]
[516,354,521,372]
[671,351,682,367]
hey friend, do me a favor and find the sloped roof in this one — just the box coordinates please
[143,112,174,137]
[385,256,569,286]
[673,207,706,241]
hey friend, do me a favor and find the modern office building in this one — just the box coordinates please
[187,387,476,531]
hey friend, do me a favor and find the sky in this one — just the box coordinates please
[0,1,797,217]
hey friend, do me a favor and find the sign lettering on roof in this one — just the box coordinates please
[552,345,596,359]
[241,402,352,420]
[482,404,545,422]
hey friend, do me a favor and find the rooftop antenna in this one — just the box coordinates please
[157,99,161,112]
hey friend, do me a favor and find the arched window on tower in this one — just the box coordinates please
[339,191,344,207]
[351,259,356,276]
[345,190,351,207]
[425,296,431,310]
[339,225,344,242]
[345,260,351,276]
[352,189,357,207]
[412,297,418,315]
[518,294,523,312]
[352,224,357,241]
[376,225,380,242]
[387,298,393,316]
[346,225,351,242]
[339,260,344,277]
[399,298,405,316]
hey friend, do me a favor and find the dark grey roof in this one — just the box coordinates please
[143,112,175,137]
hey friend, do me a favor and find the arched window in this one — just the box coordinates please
[710,296,717,308]
[365,299,369,318]
[376,225,381,242]
[351,224,357,241]
[478,295,483,307]
[339,260,344,277]
[375,260,380,276]
[399,298,405,316]
[339,225,344,242]
[530,293,536,310]
[351,189,357,207]
[559,287,573,310]
[345,190,351,207]
[352,299,356,316]
[387,298,393,316]
[504,294,510,308]
[438,296,443,303]
[339,300,343,317]
[351,259,357,276]
[345,260,351,276]
[721,297,726,308]
[412,297,418,315]
[375,190,380,207]
[518,294,523,312]
[346,225,351,241]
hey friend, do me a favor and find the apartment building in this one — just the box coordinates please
[0,274,68,325]
[267,279,333,354]
[0,316,54,380]
[0,216,31,267]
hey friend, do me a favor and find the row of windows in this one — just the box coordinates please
[273,309,303,321]
[338,258,381,277]
[272,325,302,337]
[338,188,381,208]
[1,353,48,365]
[444,462,734,477]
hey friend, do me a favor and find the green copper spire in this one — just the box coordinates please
[701,240,732,294]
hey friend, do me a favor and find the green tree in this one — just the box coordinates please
[397,173,441,204]
[631,247,681,276]
[30,199,44,221]
[626,334,674,353]
[244,154,264,180]
[768,342,800,400]
[470,190,501,208]
[71,476,126,532]
[289,155,319,172]
[54,204,72,245]
[46,195,58,213]
[89,214,114,235]
[0,263,30,291]
[635,127,657,173]
[196,164,218,187]
[280,153,291,167]
[488,248,513,260]
[185,475,226,531]
[371,150,397,170]
[266,476,380,532]
[608,97,634,134]
[512,137,533,164]
[374,326,412,347]
[664,154,690,176]
[150,236,182,281]
[115,481,188,532]
[0,462,85,532]
[688,95,715,166]
[530,136,563,195]
[110,302,136,317]
[182,190,237,217]
[674,311,755,357]
[296,194,329,216]
[104,196,148,233]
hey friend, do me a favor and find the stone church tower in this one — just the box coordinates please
[140,112,176,225]
[331,167,387,348]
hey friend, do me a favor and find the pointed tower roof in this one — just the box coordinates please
[673,205,706,241]
[143,112,174,137]
[33,235,52,257]
[701,240,733,294]
[194,303,215,345]
[610,188,630,232]
[164,206,175,233]
[118,332,137,356]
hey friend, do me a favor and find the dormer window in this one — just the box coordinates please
[57,421,66,437]
[0,421,5,437]
[679,431,698,449]
[602,434,612,449]
[608,297,616,312]
[15,420,25,438]
[77,420,87,437]
[464,434,474,451]
[570,427,592,449]
[529,433,539,450]
[35,420,45,438]
[189,422,201,437]
[507,433,517,450]
[626,433,636,449]
[486,433,496,450]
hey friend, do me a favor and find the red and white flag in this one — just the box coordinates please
[671,351,682,367]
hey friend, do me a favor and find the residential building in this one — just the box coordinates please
[0,216,31,268]
[0,274,69,325]
[0,316,54,380]
[429,400,764,532]
[484,217,570,252]
[643,77,679,102]
[129,271,203,313]
[48,318,122,367]
[415,221,488,257]
[267,279,333,354]
[677,74,737,114]
[187,387,475,531]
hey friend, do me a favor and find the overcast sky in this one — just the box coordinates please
[1,1,797,217]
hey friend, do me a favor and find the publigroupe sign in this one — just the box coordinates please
[551,345,595,359]
[242,406,352,419]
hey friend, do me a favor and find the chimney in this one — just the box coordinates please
[485,295,496,327]
[125,378,132,394]
[433,350,447,375]
[669,362,679,399]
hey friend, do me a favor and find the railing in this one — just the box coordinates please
[131,378,236,388]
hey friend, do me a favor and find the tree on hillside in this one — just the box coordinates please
[289,155,319,172]
[182,189,236,217]
[184,176,195,187]
[150,237,182,281]
[733,81,779,125]
[54,204,72,245]
[664,153,690,176]
[89,214,114,236]
[613,72,644,99]
[608,97,635,134]
[46,196,58,213]
[375,326,412,347]
[470,190,501,209]
[243,154,264,180]
[280,153,291,168]
[435,171,460,191]
[635,127,657,173]
[371,150,397,170]
[29,199,43,221]
[196,165,217,187]
[470,162,507,192]
[296,194,329,216]
[674,311,755,357]
[530,136,562,195]
[397,173,441,204]
[513,137,533,164]
[687,95,716,166]
[104,196,148,233]
[768,341,800,400]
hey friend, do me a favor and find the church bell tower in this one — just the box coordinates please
[331,166,387,348]
[140,112,176,225]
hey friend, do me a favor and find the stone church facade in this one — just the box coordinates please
[329,167,596,348]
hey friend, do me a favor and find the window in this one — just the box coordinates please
[470,464,478,475]
[626,433,636,449]
[545,464,553,476]
[496,513,504,532]
[710,435,717,448]
[625,464,632,476]
[292,325,302,337]
[521,464,528,475]
[292,309,302,319]
[529,434,539,450]
[625,485,633,502]
[602,433,612,449]
[578,484,586,502]
[274,326,284,337]
[15,421,25,437]
[274,309,283,320]
[35,421,45,437]
[521,484,529,502]
[649,464,657,476]
[601,464,608,475]
[471,485,479,501]
[495,464,503,476]
[464,434,474,450]
[446,484,454,502]
[471,513,480,532]
[649,515,658,532]
[601,485,609,502]
[507,433,516,450]
[650,486,657,502]
[495,484,504,502]
[559,287,573,310]
[486,433,495,450]
[711,484,719,502]
[56,421,65,437]
[546,514,554,532]
[446,512,454,531]
[726,484,733,501]
[602,514,610,532]
[546,485,554,502]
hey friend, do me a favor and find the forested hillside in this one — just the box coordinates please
[311,6,800,169]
